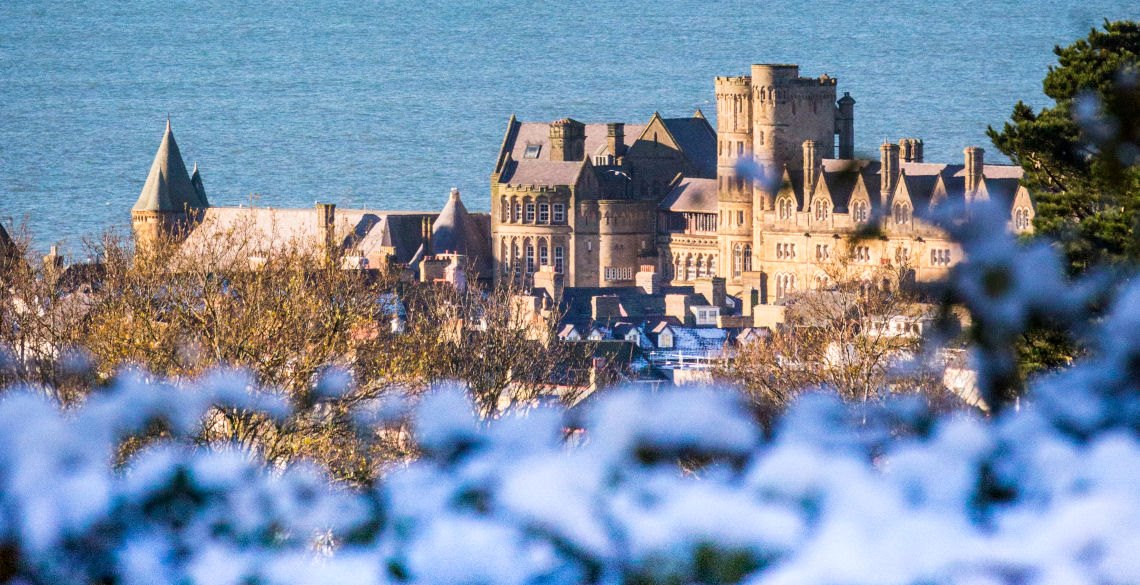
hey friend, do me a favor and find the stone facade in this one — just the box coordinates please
[495,63,1036,320]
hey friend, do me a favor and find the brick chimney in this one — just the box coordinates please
[635,263,659,295]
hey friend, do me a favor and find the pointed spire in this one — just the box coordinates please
[190,162,208,206]
[693,108,706,119]
[133,120,207,212]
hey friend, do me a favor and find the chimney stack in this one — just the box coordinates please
[606,123,625,160]
[880,142,900,205]
[549,118,586,162]
[836,92,856,159]
[898,138,924,163]
[316,202,337,264]
[803,140,822,196]
[964,147,984,198]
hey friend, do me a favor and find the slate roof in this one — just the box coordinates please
[495,114,715,189]
[432,188,493,274]
[660,178,717,212]
[662,117,717,177]
[497,121,644,188]
[134,120,208,212]
[791,159,1024,214]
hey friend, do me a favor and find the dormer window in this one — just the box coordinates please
[594,154,614,166]
[524,144,542,159]
[852,200,869,223]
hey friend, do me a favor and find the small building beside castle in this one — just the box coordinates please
[130,121,492,283]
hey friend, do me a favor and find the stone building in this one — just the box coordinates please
[496,63,1035,321]
[490,113,715,288]
[130,121,492,280]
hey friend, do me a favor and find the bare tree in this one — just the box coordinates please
[719,249,960,420]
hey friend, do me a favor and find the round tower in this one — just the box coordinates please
[749,64,800,168]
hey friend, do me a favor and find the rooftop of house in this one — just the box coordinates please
[495,113,716,190]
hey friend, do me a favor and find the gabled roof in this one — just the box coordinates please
[815,160,867,212]
[661,116,717,177]
[133,120,208,212]
[660,177,717,212]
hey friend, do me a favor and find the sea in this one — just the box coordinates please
[1,0,1136,253]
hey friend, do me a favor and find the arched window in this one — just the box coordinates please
[707,255,717,278]
[893,202,911,225]
[743,244,752,272]
[684,255,695,281]
[500,239,509,274]
[779,197,794,220]
[814,200,829,222]
[695,256,705,278]
[852,200,868,223]
[524,240,535,274]
[733,244,743,278]
[500,197,509,222]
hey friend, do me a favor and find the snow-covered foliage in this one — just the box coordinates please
[1,364,1139,584]
[2,206,1139,584]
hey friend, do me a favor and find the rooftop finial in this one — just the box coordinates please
[449,187,460,201]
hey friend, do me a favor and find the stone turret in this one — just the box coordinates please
[132,120,209,248]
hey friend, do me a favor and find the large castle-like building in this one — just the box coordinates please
[491,64,1035,307]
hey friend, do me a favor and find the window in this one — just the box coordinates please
[604,266,633,281]
[737,210,745,225]
[513,202,522,223]
[893,202,910,225]
[525,242,535,274]
[778,198,793,220]
[554,246,564,273]
[525,203,535,223]
[814,201,829,222]
[1014,207,1031,231]
[743,245,752,272]
[776,242,796,260]
[553,203,565,223]
[931,249,951,266]
[775,273,796,300]
[539,245,549,266]
[853,200,868,223]
[523,144,541,159]
[538,203,550,223]
[500,198,509,222]
[854,245,870,262]
[895,247,909,264]
[737,142,744,156]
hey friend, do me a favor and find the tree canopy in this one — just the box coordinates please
[987,20,1140,274]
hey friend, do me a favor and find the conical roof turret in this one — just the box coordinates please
[133,120,208,212]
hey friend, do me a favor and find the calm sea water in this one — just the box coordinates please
[1,1,1136,252]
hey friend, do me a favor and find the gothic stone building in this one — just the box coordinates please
[491,63,1035,309]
